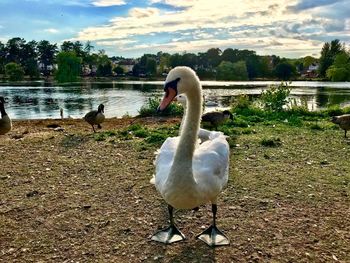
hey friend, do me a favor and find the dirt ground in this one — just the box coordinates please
[0,117,349,263]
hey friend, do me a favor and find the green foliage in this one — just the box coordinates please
[216,60,248,80]
[310,123,324,130]
[326,52,350,81]
[324,105,344,116]
[231,94,251,110]
[113,65,124,75]
[274,62,295,80]
[138,97,184,117]
[55,51,82,83]
[260,83,291,111]
[37,40,58,76]
[93,130,117,141]
[319,39,344,77]
[5,62,24,81]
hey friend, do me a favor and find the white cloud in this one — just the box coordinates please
[73,0,348,57]
[44,28,59,33]
[91,0,126,7]
[96,39,137,45]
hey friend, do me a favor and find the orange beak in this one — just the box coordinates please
[158,88,177,111]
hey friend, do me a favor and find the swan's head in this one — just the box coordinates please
[158,66,200,111]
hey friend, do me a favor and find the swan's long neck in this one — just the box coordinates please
[172,83,202,171]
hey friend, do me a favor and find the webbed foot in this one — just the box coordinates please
[196,225,229,247]
[151,225,185,244]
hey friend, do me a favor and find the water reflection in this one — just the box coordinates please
[0,80,350,120]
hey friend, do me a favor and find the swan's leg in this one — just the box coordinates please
[196,204,230,247]
[151,205,185,244]
[91,125,96,133]
[97,124,102,129]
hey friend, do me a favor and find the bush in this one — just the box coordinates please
[260,83,291,112]
[231,94,251,110]
[138,97,184,117]
[5,62,24,81]
[324,105,344,116]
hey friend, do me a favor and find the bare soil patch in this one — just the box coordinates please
[0,117,349,262]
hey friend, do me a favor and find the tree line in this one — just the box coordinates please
[0,37,349,82]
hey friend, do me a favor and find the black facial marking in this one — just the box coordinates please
[164,77,180,91]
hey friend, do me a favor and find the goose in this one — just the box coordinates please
[0,97,12,135]
[331,114,350,138]
[202,110,234,128]
[151,66,230,246]
[83,104,105,132]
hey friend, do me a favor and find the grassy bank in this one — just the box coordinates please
[0,107,349,262]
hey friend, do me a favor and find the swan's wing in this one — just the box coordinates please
[198,128,225,143]
[193,135,230,196]
[153,137,179,188]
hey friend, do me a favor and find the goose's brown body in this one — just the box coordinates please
[0,97,12,135]
[331,114,350,138]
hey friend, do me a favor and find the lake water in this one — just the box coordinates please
[1,80,350,120]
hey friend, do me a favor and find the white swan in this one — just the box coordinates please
[151,67,230,246]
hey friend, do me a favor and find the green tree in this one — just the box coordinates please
[37,40,57,76]
[5,37,25,64]
[258,56,272,78]
[319,39,343,77]
[5,62,24,81]
[216,61,248,80]
[21,40,39,78]
[326,51,350,81]
[274,62,295,80]
[158,52,170,74]
[96,50,112,77]
[145,57,157,76]
[0,41,6,74]
[55,51,81,83]
[113,65,124,75]
[221,48,236,63]
[206,48,222,67]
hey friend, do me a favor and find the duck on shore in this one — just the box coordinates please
[331,114,350,138]
[202,110,234,128]
[0,96,12,135]
[83,104,105,132]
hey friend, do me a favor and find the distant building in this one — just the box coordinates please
[301,63,319,78]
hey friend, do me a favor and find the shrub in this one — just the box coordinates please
[260,83,291,112]
[231,94,251,110]
[138,97,184,117]
[324,105,344,116]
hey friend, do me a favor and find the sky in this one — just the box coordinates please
[0,0,349,58]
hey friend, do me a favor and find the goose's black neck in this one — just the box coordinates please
[0,102,7,117]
